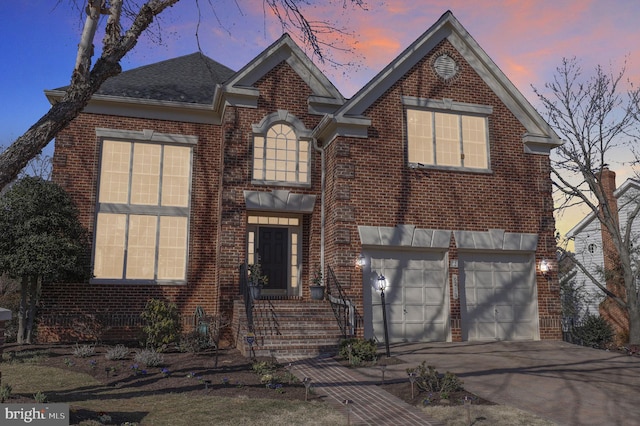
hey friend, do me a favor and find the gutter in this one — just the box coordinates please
[312,137,326,277]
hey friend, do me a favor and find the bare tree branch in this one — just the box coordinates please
[536,57,640,343]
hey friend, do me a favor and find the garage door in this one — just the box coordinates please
[367,250,448,343]
[459,253,538,341]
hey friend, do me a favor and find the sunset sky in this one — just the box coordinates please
[1,0,639,238]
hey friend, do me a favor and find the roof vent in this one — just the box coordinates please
[433,54,458,80]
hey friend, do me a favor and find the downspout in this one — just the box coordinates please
[312,138,326,277]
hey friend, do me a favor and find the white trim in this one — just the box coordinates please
[402,96,493,115]
[96,128,198,145]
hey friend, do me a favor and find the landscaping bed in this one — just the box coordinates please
[1,343,316,425]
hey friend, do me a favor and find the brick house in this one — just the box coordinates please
[41,11,563,355]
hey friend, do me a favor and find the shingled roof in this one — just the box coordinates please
[84,52,235,104]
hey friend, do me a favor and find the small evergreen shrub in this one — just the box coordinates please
[178,331,209,353]
[407,361,463,393]
[140,299,182,351]
[0,384,12,402]
[105,344,130,360]
[339,338,378,366]
[33,391,47,403]
[574,314,614,348]
[72,343,95,358]
[133,348,165,367]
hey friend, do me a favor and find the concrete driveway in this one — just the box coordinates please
[361,341,640,426]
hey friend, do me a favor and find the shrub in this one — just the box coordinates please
[252,360,277,376]
[339,338,378,366]
[140,299,182,350]
[407,361,463,393]
[574,314,614,348]
[133,348,165,367]
[178,331,209,353]
[72,343,95,358]
[0,384,12,402]
[105,344,130,360]
[33,391,47,403]
[0,274,20,343]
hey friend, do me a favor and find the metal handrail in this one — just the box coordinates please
[239,262,254,333]
[326,265,363,338]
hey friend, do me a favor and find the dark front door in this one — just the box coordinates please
[258,227,288,291]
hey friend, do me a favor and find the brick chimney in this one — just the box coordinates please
[597,167,629,342]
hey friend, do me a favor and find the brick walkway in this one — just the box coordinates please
[283,356,444,426]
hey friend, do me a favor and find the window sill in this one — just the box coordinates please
[251,179,312,188]
[407,164,493,174]
[90,278,187,286]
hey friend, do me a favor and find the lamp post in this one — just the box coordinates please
[378,274,391,358]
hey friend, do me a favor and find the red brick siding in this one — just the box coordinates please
[324,40,561,340]
[216,61,325,316]
[43,39,562,343]
[44,114,223,341]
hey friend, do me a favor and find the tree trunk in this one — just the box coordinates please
[629,306,640,345]
[25,276,40,344]
[0,0,181,191]
[17,276,28,344]
[627,282,640,344]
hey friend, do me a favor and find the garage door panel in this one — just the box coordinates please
[513,305,533,321]
[476,323,495,339]
[367,250,448,343]
[496,305,514,322]
[473,306,495,321]
[404,286,423,302]
[476,288,493,302]
[460,253,539,341]
[476,271,493,287]
[404,269,423,285]
[424,287,443,300]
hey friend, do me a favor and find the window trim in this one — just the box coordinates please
[403,97,492,172]
[251,110,313,187]
[91,129,195,285]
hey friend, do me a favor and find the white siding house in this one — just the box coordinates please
[566,177,640,317]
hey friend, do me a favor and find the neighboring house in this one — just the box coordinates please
[40,11,563,354]
[566,168,640,336]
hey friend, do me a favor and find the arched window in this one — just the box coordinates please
[252,111,311,185]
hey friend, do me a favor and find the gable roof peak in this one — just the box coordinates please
[221,33,344,100]
[329,10,561,153]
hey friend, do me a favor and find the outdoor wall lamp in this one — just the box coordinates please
[377,274,391,358]
[540,259,551,278]
[356,253,366,268]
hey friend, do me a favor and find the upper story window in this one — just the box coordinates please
[252,110,312,186]
[93,129,196,284]
[404,97,492,171]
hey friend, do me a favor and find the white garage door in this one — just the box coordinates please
[367,250,448,343]
[459,253,538,341]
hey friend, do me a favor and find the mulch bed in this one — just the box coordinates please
[2,343,314,425]
[335,356,494,408]
[8,340,636,423]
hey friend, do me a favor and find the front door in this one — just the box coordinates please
[258,227,288,293]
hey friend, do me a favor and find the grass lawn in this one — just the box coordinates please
[0,347,345,426]
[0,346,557,425]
